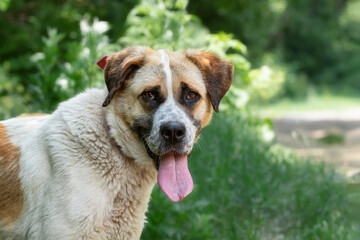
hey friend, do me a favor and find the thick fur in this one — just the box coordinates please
[1,90,157,239]
[0,46,233,239]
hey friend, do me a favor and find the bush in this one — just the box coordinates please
[0,0,135,116]
[188,0,360,94]
[0,0,252,117]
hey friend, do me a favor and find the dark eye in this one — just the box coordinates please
[143,91,155,100]
[186,91,198,100]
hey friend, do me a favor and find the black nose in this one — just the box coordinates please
[160,121,186,143]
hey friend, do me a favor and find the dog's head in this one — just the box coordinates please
[101,46,233,201]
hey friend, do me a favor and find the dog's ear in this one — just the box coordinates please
[185,50,233,112]
[102,46,147,107]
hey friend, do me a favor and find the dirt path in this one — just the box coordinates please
[272,108,360,178]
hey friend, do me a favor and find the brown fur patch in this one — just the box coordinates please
[169,53,207,98]
[103,46,154,107]
[169,53,213,128]
[198,96,213,128]
[185,50,234,113]
[17,113,48,118]
[0,123,23,227]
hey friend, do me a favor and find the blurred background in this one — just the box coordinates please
[1,0,360,239]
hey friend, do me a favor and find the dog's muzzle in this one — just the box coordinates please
[160,121,186,144]
[142,121,189,170]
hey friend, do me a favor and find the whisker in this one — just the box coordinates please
[194,138,204,152]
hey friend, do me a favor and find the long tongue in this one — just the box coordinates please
[157,151,193,202]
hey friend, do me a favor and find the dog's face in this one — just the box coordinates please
[102,46,233,201]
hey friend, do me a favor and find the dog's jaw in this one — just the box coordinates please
[140,137,160,169]
[104,98,155,167]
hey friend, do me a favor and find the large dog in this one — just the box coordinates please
[0,46,233,239]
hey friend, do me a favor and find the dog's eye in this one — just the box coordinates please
[186,92,198,100]
[143,92,155,100]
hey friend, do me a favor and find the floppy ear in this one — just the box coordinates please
[185,50,233,112]
[102,46,147,107]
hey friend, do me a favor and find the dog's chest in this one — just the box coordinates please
[79,161,157,239]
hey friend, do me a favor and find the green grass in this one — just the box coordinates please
[318,132,345,145]
[253,93,360,116]
[141,112,359,239]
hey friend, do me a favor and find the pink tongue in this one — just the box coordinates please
[157,151,193,202]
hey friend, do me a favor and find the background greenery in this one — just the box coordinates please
[0,0,359,239]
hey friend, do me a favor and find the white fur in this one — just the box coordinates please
[1,89,157,240]
[159,49,173,99]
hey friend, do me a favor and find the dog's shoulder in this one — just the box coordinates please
[0,89,107,229]
[48,88,110,152]
[54,88,108,129]
[0,88,117,236]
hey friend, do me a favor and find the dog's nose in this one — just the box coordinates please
[160,122,186,143]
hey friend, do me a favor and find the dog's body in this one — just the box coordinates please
[1,89,157,239]
[0,46,233,239]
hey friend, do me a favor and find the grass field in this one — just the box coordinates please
[253,93,360,116]
[141,111,360,239]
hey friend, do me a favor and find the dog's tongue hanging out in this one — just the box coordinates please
[157,151,193,202]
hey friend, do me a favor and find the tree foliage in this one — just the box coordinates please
[188,0,360,92]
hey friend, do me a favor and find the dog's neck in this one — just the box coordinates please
[89,104,158,238]
[103,112,125,156]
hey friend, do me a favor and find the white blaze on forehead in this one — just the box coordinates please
[159,50,173,100]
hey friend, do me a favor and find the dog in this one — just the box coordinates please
[0,46,233,239]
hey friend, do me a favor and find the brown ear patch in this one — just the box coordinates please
[0,123,24,227]
[185,50,234,112]
[103,46,149,107]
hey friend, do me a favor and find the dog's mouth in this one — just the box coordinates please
[141,139,193,202]
[142,138,160,169]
